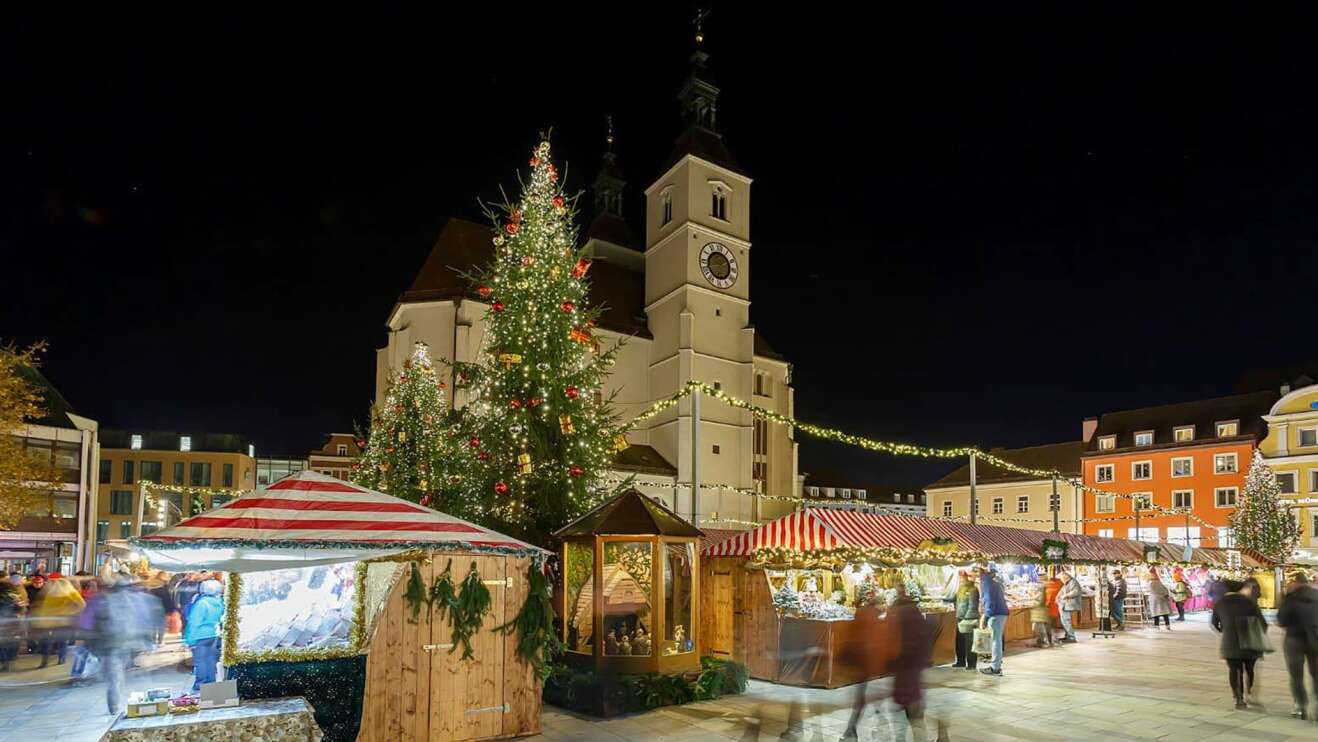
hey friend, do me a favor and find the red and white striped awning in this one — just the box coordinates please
[132,471,545,572]
[703,508,1186,565]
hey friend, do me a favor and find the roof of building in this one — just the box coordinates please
[554,488,703,539]
[612,444,678,476]
[399,218,652,338]
[1084,390,1278,454]
[666,127,743,175]
[101,430,250,454]
[926,441,1085,489]
[753,331,785,362]
[583,211,636,250]
[17,364,78,429]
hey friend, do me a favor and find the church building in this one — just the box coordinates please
[375,40,799,528]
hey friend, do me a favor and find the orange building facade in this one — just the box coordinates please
[1080,391,1277,548]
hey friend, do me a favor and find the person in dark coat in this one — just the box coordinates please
[888,586,932,735]
[951,571,979,669]
[1276,572,1318,719]
[1211,579,1268,709]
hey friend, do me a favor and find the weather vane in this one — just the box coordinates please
[605,115,614,152]
[694,7,710,45]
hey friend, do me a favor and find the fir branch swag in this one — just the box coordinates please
[404,562,430,622]
[450,562,493,660]
[495,561,561,679]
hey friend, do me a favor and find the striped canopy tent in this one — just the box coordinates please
[703,509,1245,567]
[131,470,545,572]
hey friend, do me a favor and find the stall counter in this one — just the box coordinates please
[774,611,956,689]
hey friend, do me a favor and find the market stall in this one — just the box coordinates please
[702,509,1187,688]
[133,471,550,742]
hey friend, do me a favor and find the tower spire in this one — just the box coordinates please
[665,8,741,173]
[594,115,624,217]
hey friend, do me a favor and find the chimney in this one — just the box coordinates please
[1082,417,1098,443]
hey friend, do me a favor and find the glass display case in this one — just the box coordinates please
[233,563,360,659]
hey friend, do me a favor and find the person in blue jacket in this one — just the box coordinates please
[979,567,1010,676]
[182,579,224,692]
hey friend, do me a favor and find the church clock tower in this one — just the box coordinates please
[642,21,757,525]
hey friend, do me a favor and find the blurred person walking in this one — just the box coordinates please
[1277,571,1318,720]
[888,584,934,739]
[1110,571,1128,630]
[89,575,146,715]
[840,599,889,740]
[145,571,178,642]
[183,579,223,691]
[1212,579,1269,710]
[1170,574,1192,622]
[1056,570,1082,643]
[951,570,979,669]
[1030,581,1054,648]
[32,575,84,667]
[0,578,24,672]
[979,568,1009,676]
[1148,573,1173,630]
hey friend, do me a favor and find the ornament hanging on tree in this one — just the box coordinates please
[420,494,431,507]
[518,452,532,474]
[493,235,505,246]
[559,415,574,434]
[505,222,519,235]
[565,386,580,400]
[509,424,524,435]
[494,481,509,495]
[478,451,490,461]
[561,301,575,313]
[510,399,522,409]
[569,466,584,478]
[552,195,565,210]
[469,436,482,449]
[498,352,522,368]
[614,434,630,452]
[477,286,492,298]
[571,257,592,279]
[492,301,506,313]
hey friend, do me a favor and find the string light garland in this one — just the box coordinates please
[629,382,1227,534]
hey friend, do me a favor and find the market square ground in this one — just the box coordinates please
[1,613,1314,741]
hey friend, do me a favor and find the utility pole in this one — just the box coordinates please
[968,453,978,525]
[1051,476,1060,533]
[1135,497,1142,542]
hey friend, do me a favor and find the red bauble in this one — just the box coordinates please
[478,451,490,461]
[477,285,492,298]
[552,195,565,209]
[492,301,505,313]
[571,257,592,279]
[565,386,580,400]
[530,156,540,167]
[528,397,542,407]
[494,481,510,495]
[521,255,535,266]
[355,439,366,449]
[505,222,519,235]
[393,404,403,413]
[469,437,481,448]
[420,494,431,507]
[510,399,522,409]
[569,466,584,478]
[560,301,575,313]
[399,375,408,383]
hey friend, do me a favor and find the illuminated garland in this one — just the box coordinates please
[222,563,368,666]
[632,382,1224,533]
[700,516,762,528]
[132,536,544,559]
[598,477,802,502]
[140,480,252,499]
[746,546,1213,571]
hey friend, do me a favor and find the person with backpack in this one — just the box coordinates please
[1277,572,1318,720]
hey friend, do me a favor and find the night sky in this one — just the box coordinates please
[6,4,1318,489]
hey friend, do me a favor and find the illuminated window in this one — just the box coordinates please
[1131,461,1152,480]
[1277,472,1296,494]
[1095,464,1114,483]
[1173,426,1194,443]
[1097,529,1114,538]
[1172,490,1193,509]
[130,434,143,450]
[991,497,1004,515]
[1216,421,1238,438]
[1095,494,1115,513]
[1135,431,1154,447]
[1017,496,1029,513]
[1215,487,1238,507]
[1098,436,1116,450]
[942,501,952,518]
[1167,526,1201,547]
[1132,493,1152,510]
[1217,527,1235,548]
[1171,457,1193,477]
[179,436,192,452]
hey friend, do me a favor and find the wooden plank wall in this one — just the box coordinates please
[699,558,734,659]
[358,553,542,742]
[736,560,780,682]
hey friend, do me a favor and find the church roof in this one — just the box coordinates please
[613,444,678,476]
[582,212,636,251]
[666,127,743,175]
[399,218,651,338]
[753,332,785,362]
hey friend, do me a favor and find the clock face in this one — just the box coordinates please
[699,242,738,290]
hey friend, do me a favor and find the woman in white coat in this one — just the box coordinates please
[1147,573,1173,630]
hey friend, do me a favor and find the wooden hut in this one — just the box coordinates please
[554,489,703,676]
[134,471,549,742]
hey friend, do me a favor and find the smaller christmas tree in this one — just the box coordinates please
[1228,450,1301,562]
[353,342,452,506]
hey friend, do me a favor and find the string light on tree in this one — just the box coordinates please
[1229,450,1302,561]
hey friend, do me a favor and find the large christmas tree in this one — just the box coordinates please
[451,138,627,545]
[353,342,452,506]
[1228,449,1301,561]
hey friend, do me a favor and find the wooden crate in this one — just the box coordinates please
[359,553,541,742]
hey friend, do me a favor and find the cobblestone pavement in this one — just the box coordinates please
[538,613,1318,742]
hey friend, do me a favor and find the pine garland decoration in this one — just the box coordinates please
[404,562,429,623]
[430,559,458,620]
[450,562,492,660]
[496,561,561,679]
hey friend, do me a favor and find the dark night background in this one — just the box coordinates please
[5,3,1318,489]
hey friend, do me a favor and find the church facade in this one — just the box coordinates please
[375,45,799,528]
